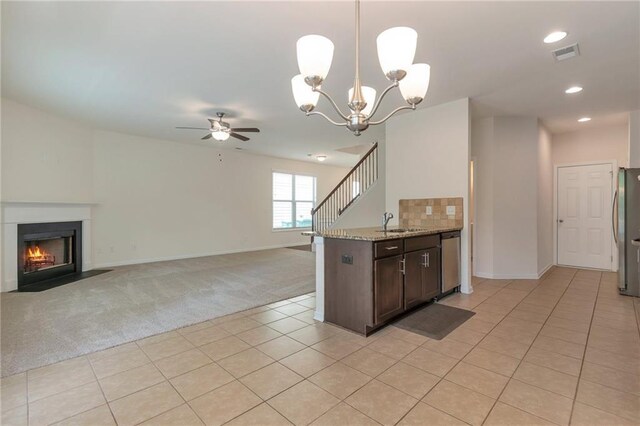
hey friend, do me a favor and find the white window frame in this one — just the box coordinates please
[272,171,317,231]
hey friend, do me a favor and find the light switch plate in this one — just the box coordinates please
[425,206,433,215]
[446,205,456,215]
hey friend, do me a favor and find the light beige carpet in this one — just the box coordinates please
[0,248,315,377]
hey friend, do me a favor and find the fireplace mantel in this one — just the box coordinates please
[2,202,95,292]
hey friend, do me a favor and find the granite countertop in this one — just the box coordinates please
[313,225,463,241]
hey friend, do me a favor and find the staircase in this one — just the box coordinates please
[312,143,379,233]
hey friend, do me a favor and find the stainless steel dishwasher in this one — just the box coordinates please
[441,231,461,293]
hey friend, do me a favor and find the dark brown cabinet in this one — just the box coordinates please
[404,250,426,310]
[403,248,440,310]
[374,255,404,324]
[422,247,441,300]
[324,232,445,335]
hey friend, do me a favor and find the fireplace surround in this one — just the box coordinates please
[1,201,94,292]
[18,221,82,290]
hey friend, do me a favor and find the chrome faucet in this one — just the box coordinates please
[382,212,394,231]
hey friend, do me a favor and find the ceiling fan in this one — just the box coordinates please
[176,112,260,141]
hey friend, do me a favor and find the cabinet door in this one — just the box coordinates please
[404,250,425,310]
[422,247,441,300]
[374,255,404,324]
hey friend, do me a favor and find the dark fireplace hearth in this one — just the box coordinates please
[18,221,82,291]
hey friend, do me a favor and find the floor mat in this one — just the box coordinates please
[392,303,475,340]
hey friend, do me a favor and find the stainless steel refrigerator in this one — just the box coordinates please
[617,168,640,297]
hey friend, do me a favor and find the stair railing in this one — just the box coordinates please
[312,142,378,233]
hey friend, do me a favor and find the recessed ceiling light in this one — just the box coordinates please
[578,117,591,122]
[565,86,583,94]
[316,155,327,162]
[544,31,568,44]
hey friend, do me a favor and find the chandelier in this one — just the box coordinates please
[291,0,430,136]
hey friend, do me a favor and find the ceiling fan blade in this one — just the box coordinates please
[176,126,210,130]
[230,133,250,141]
[230,128,260,133]
[201,133,213,140]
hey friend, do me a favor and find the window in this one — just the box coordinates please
[273,172,316,229]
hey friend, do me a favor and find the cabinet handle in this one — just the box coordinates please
[385,246,399,250]
[421,252,430,268]
[400,259,405,275]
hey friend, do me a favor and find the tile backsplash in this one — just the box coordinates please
[399,197,464,229]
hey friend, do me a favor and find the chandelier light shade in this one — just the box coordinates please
[292,0,431,135]
[296,35,334,84]
[399,63,431,104]
[376,27,417,80]
[292,75,320,112]
[349,86,376,116]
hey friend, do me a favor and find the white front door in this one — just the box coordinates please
[557,163,613,270]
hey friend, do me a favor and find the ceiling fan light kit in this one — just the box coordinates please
[176,112,260,142]
[292,0,431,136]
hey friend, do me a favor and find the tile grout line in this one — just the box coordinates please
[478,269,581,426]
[567,275,640,423]
[388,278,530,425]
[39,302,308,425]
[127,306,312,426]
[86,355,118,426]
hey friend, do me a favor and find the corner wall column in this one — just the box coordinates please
[313,236,325,322]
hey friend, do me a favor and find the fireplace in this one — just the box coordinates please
[18,221,82,290]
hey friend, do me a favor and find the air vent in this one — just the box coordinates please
[552,43,580,61]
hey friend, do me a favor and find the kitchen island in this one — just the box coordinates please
[314,225,463,336]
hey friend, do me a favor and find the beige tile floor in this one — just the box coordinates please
[2,267,639,426]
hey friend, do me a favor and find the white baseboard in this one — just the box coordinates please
[93,243,303,269]
[474,268,551,280]
[537,263,553,278]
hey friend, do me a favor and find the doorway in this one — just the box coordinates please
[556,162,615,270]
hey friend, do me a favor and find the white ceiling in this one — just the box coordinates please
[2,1,639,166]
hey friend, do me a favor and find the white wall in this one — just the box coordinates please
[471,116,548,279]
[1,98,350,268]
[1,98,94,202]
[492,117,539,278]
[386,98,472,293]
[537,124,553,274]
[630,110,640,168]
[471,118,494,278]
[551,123,629,167]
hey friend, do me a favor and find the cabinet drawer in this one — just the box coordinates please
[374,239,403,258]
[404,234,440,252]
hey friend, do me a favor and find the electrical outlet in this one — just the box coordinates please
[446,205,456,215]
[341,254,353,265]
[425,206,433,215]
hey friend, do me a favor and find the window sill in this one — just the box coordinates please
[272,227,312,233]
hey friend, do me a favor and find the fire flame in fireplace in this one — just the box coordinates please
[27,246,48,260]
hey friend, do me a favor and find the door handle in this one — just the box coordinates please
[399,258,405,275]
[558,219,564,223]
[421,252,430,268]
[385,246,399,250]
